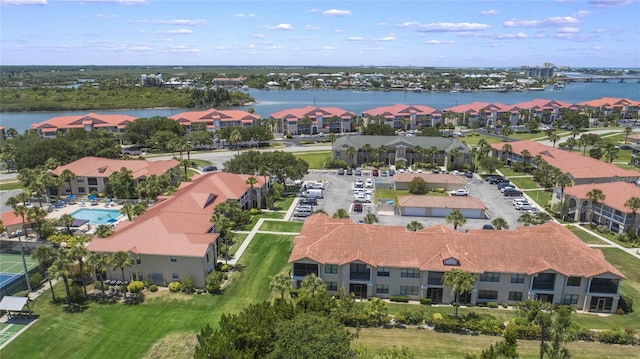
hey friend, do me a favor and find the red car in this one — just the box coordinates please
[372,169,379,176]
[353,201,363,212]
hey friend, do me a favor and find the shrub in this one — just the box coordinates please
[432,313,443,321]
[249,208,262,215]
[325,158,350,169]
[142,280,151,288]
[420,297,432,305]
[597,327,636,345]
[501,302,508,308]
[286,133,293,139]
[127,280,145,293]
[29,272,43,290]
[149,285,158,292]
[619,293,634,314]
[389,295,409,303]
[168,281,182,292]
[487,302,499,308]
[219,264,231,272]
[181,276,194,293]
[435,188,445,193]
[205,271,223,293]
[408,178,428,195]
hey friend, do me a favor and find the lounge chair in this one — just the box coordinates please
[79,200,86,207]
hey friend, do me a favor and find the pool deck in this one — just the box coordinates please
[45,201,125,230]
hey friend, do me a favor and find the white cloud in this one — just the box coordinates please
[572,10,591,17]
[1,0,46,5]
[158,29,192,35]
[425,39,455,44]
[589,0,631,8]
[558,27,580,33]
[378,22,388,26]
[323,9,351,17]
[535,33,547,38]
[265,23,294,30]
[480,9,498,15]
[594,28,604,33]
[128,45,152,51]
[322,46,338,50]
[592,45,603,50]
[133,19,206,26]
[248,44,255,49]
[496,32,528,39]
[334,29,344,33]
[233,13,255,17]
[305,25,321,31]
[67,0,147,4]
[308,8,322,13]
[252,34,266,39]
[96,14,118,19]
[504,16,579,28]
[162,45,200,53]
[399,21,491,32]
[347,37,365,41]
[373,35,396,41]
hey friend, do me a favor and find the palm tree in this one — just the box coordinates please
[60,213,74,234]
[60,169,76,195]
[406,221,424,231]
[245,176,258,208]
[442,269,476,318]
[501,125,513,141]
[548,132,560,148]
[120,203,135,221]
[49,250,74,306]
[332,209,350,219]
[300,273,325,297]
[229,129,242,154]
[624,196,640,234]
[68,244,89,298]
[586,188,605,225]
[346,146,357,167]
[534,212,553,224]
[517,212,536,226]
[87,252,110,298]
[555,174,573,220]
[376,145,387,165]
[445,209,466,230]
[602,142,619,163]
[110,251,133,283]
[361,143,373,163]
[269,273,291,300]
[501,143,512,164]
[429,146,439,168]
[364,213,379,224]
[624,126,633,144]
[12,204,32,292]
[491,217,509,230]
[31,246,59,301]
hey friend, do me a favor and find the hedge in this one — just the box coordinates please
[389,295,409,303]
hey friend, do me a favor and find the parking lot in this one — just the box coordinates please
[290,169,534,231]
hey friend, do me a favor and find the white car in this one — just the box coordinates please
[449,189,469,196]
[293,179,303,185]
[516,203,533,211]
[365,178,373,188]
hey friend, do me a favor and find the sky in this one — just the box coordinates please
[1,0,639,68]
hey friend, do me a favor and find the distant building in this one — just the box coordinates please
[211,76,246,87]
[270,106,356,135]
[362,104,442,130]
[526,67,555,79]
[30,113,137,138]
[170,109,261,133]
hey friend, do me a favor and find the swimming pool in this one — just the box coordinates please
[71,208,122,225]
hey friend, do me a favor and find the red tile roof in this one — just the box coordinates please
[170,109,260,129]
[443,101,510,113]
[88,172,267,257]
[510,99,574,111]
[1,211,26,227]
[577,97,640,108]
[289,214,624,278]
[362,104,439,118]
[269,106,356,121]
[30,113,136,131]
[398,195,487,210]
[490,140,640,182]
[50,156,179,180]
[564,182,640,213]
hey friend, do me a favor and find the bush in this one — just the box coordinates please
[435,188,445,193]
[168,281,182,292]
[501,302,508,308]
[249,208,262,215]
[219,264,231,272]
[127,280,145,293]
[325,158,350,169]
[29,272,43,290]
[149,285,158,292]
[597,327,637,345]
[619,292,634,314]
[487,302,499,308]
[389,295,409,303]
[408,178,428,195]
[181,276,194,293]
[205,271,223,293]
[420,297,432,305]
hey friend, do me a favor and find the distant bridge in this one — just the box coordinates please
[559,77,640,83]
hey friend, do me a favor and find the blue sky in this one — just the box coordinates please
[1,0,639,67]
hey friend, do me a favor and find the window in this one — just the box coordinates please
[401,268,420,279]
[88,177,98,186]
[477,290,498,300]
[172,273,179,279]
[325,264,338,274]
[350,263,370,281]
[427,272,444,285]
[293,263,318,277]
[400,286,419,296]
[170,256,177,262]
[78,187,86,193]
[511,274,525,284]
[376,284,389,294]
[567,277,581,287]
[508,291,523,301]
[563,294,579,305]
[480,272,500,283]
[136,257,141,265]
[377,267,390,277]
[326,281,338,291]
[206,252,210,262]
[532,273,556,291]
[76,177,85,182]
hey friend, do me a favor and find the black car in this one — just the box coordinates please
[337,168,345,175]
[503,188,523,196]
[465,171,473,178]
[482,224,495,230]
[300,197,318,205]
[346,168,353,175]
[201,165,218,172]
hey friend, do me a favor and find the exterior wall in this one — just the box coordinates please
[561,194,637,233]
[103,245,216,288]
[291,260,622,313]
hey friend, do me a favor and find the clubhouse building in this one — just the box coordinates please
[289,214,625,313]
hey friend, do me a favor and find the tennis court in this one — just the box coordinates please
[0,253,39,298]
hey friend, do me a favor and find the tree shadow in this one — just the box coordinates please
[63,302,89,313]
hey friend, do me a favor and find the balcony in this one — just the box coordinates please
[532,281,555,291]
[349,270,370,281]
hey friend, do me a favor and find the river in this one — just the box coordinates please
[1,81,638,133]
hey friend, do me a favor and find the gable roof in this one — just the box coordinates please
[443,101,510,114]
[511,99,574,111]
[333,135,470,153]
[289,214,624,279]
[50,156,179,180]
[362,104,439,118]
[269,106,356,121]
[489,140,640,181]
[170,109,260,129]
[30,113,136,131]
[577,97,640,108]
[87,172,266,257]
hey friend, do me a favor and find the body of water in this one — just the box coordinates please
[1,81,638,133]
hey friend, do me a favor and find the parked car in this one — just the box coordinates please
[201,165,218,172]
[354,179,364,188]
[353,201,363,212]
[337,168,345,175]
[500,186,515,193]
[465,171,474,178]
[497,182,513,190]
[512,198,528,207]
[354,168,362,176]
[346,168,353,175]
[372,169,379,176]
[482,224,495,230]
[294,206,313,217]
[503,188,523,197]
[380,170,388,177]
[487,176,504,184]
[516,203,533,211]
[389,169,396,176]
[449,188,469,196]
[300,197,318,205]
[365,178,373,188]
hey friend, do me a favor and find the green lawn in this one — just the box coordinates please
[293,150,332,169]
[258,220,303,233]
[526,190,552,208]
[228,233,248,256]
[0,181,25,191]
[375,188,447,205]
[2,233,294,359]
[510,176,540,189]
[498,167,518,177]
[237,212,286,231]
[272,196,295,211]
[615,162,638,171]
[584,226,636,248]
[567,226,608,244]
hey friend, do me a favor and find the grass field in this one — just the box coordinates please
[258,220,303,233]
[293,150,332,169]
[459,135,503,147]
[1,233,295,359]
[526,189,552,208]
[237,211,286,231]
[567,226,608,244]
[510,176,540,189]
[228,233,248,256]
[272,196,295,211]
[0,181,25,191]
